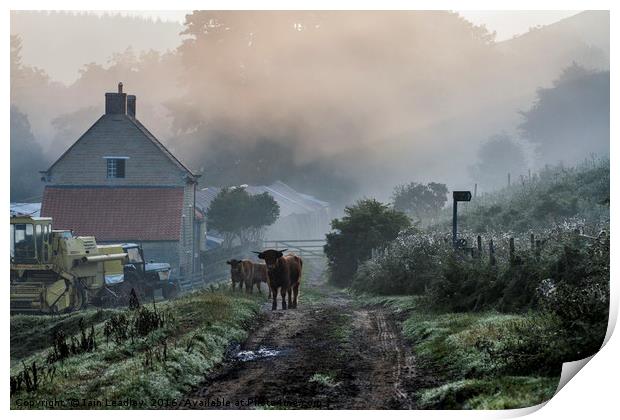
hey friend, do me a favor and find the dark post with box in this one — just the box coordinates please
[452,190,472,248]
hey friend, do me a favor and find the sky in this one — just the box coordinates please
[457,10,581,40]
[104,10,581,41]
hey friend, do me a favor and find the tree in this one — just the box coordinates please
[391,182,448,224]
[324,199,410,287]
[170,11,499,205]
[468,133,528,192]
[10,106,49,202]
[206,187,280,247]
[519,64,609,166]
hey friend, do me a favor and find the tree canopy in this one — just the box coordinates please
[519,64,609,166]
[206,187,280,247]
[392,182,448,224]
[468,133,528,192]
[324,199,411,287]
[10,105,49,202]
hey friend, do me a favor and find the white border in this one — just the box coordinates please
[3,1,617,419]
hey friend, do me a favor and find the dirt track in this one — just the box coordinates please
[182,261,419,409]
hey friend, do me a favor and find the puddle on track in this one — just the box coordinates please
[234,346,290,362]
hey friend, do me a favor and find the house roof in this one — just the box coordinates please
[195,180,329,218]
[41,186,184,241]
[44,114,199,180]
[10,203,41,217]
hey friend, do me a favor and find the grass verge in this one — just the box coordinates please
[10,288,263,409]
[359,295,561,409]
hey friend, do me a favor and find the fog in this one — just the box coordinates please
[10,11,609,205]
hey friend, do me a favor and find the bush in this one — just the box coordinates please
[324,198,410,287]
[353,231,447,295]
[540,234,610,359]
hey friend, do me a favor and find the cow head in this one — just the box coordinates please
[254,249,287,270]
[226,259,243,275]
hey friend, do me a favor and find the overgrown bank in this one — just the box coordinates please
[10,288,263,409]
[326,161,609,409]
[360,296,561,409]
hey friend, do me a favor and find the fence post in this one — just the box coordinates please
[489,240,496,266]
[509,237,515,265]
[477,235,482,259]
[530,233,535,251]
[535,240,541,258]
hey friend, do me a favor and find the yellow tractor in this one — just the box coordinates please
[10,215,128,313]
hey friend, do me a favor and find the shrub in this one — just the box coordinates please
[324,198,410,287]
[540,234,610,359]
[352,231,447,295]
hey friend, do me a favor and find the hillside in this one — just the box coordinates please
[443,159,610,234]
[496,11,609,89]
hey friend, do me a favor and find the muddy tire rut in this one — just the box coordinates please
[182,264,419,409]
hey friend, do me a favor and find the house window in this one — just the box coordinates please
[104,157,128,178]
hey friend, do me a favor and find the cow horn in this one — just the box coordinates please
[279,249,288,253]
[251,251,261,254]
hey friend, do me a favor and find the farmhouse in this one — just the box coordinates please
[40,83,204,284]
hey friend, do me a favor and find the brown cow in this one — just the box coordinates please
[227,259,271,297]
[255,249,303,310]
[251,262,271,298]
[226,259,253,293]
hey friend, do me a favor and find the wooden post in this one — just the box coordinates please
[474,183,478,199]
[477,235,482,258]
[489,240,496,266]
[530,233,535,251]
[509,237,515,265]
[507,173,511,187]
[535,240,541,257]
[452,199,458,248]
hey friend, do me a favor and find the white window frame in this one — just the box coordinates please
[103,156,129,179]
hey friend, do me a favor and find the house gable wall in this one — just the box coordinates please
[47,115,187,186]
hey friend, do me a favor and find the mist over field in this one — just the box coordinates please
[10,10,610,204]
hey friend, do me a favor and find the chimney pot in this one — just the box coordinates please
[118,82,123,93]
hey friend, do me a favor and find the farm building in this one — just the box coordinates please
[39,83,205,285]
[10,202,41,217]
[195,181,331,244]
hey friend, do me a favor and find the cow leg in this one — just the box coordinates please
[271,286,278,310]
[292,283,299,309]
[246,279,252,294]
[256,281,261,294]
[287,287,293,308]
[281,287,287,310]
[232,280,236,292]
[268,283,272,299]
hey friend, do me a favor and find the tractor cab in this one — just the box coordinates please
[120,243,176,300]
[10,216,53,266]
[122,243,146,274]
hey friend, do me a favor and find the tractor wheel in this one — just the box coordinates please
[163,282,180,300]
[65,281,87,313]
[124,272,147,305]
